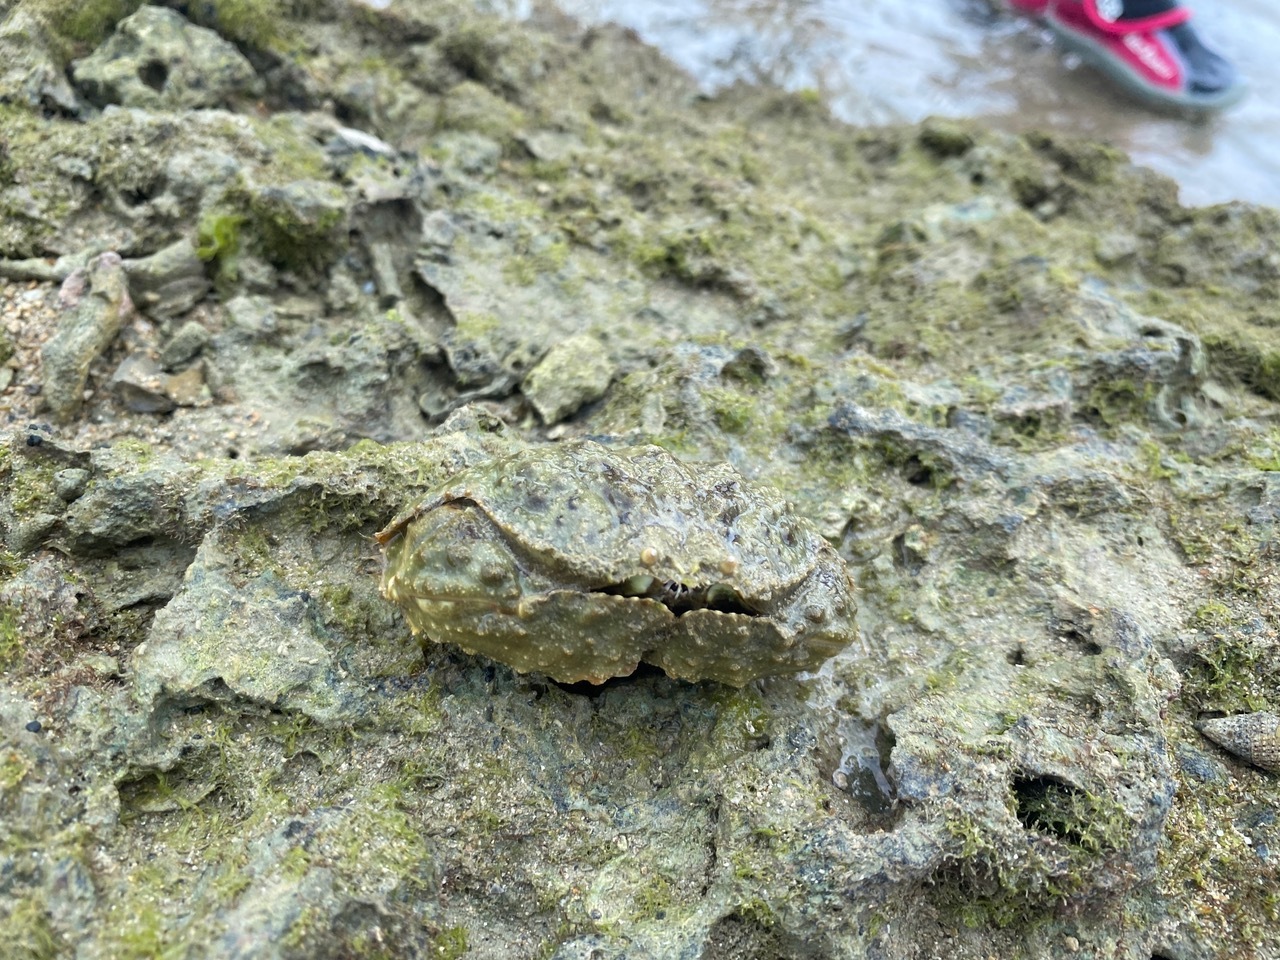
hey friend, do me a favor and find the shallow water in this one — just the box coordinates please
[544,0,1280,208]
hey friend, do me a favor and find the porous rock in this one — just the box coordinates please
[522,334,616,423]
[0,11,80,114]
[71,5,260,111]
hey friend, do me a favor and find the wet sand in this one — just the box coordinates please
[547,0,1279,208]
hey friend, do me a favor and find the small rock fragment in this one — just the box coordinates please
[438,81,527,139]
[1095,231,1140,268]
[125,239,212,321]
[165,364,210,407]
[325,125,398,162]
[41,253,134,422]
[160,320,212,370]
[110,355,176,414]
[368,241,403,307]
[918,119,974,158]
[225,295,276,340]
[109,354,210,411]
[421,211,457,251]
[1198,712,1280,772]
[522,335,616,424]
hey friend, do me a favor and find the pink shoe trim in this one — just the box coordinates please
[1052,3,1186,92]
[1080,0,1190,35]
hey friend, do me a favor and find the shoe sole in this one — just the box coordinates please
[1047,17,1247,113]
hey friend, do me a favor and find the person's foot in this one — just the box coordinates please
[1014,0,1246,112]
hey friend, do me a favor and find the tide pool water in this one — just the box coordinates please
[544,0,1279,208]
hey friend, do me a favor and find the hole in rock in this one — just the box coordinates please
[1011,773,1107,848]
[138,60,169,91]
[890,532,925,576]
[823,716,900,828]
[120,186,154,207]
[901,453,937,486]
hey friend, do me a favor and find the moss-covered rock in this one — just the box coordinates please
[2,0,1280,957]
[71,5,261,111]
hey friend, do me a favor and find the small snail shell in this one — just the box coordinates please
[1197,712,1280,772]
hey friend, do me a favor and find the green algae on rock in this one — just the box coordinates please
[377,440,861,685]
[70,5,261,111]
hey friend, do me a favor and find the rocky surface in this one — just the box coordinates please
[1,2,1279,959]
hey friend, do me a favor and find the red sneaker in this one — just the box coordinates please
[1043,0,1245,111]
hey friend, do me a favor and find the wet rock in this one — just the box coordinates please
[124,238,212,320]
[826,400,1016,482]
[1095,231,1140,267]
[71,6,261,111]
[132,533,361,724]
[521,335,616,423]
[1175,744,1226,784]
[4,4,1280,956]
[62,461,197,552]
[0,11,81,114]
[40,253,134,422]
[1071,295,1208,429]
[209,805,439,956]
[368,240,403,307]
[420,210,458,251]
[721,345,777,383]
[518,130,584,163]
[159,320,212,369]
[0,556,93,646]
[429,130,503,176]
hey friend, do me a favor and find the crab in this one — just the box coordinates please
[376,440,861,685]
